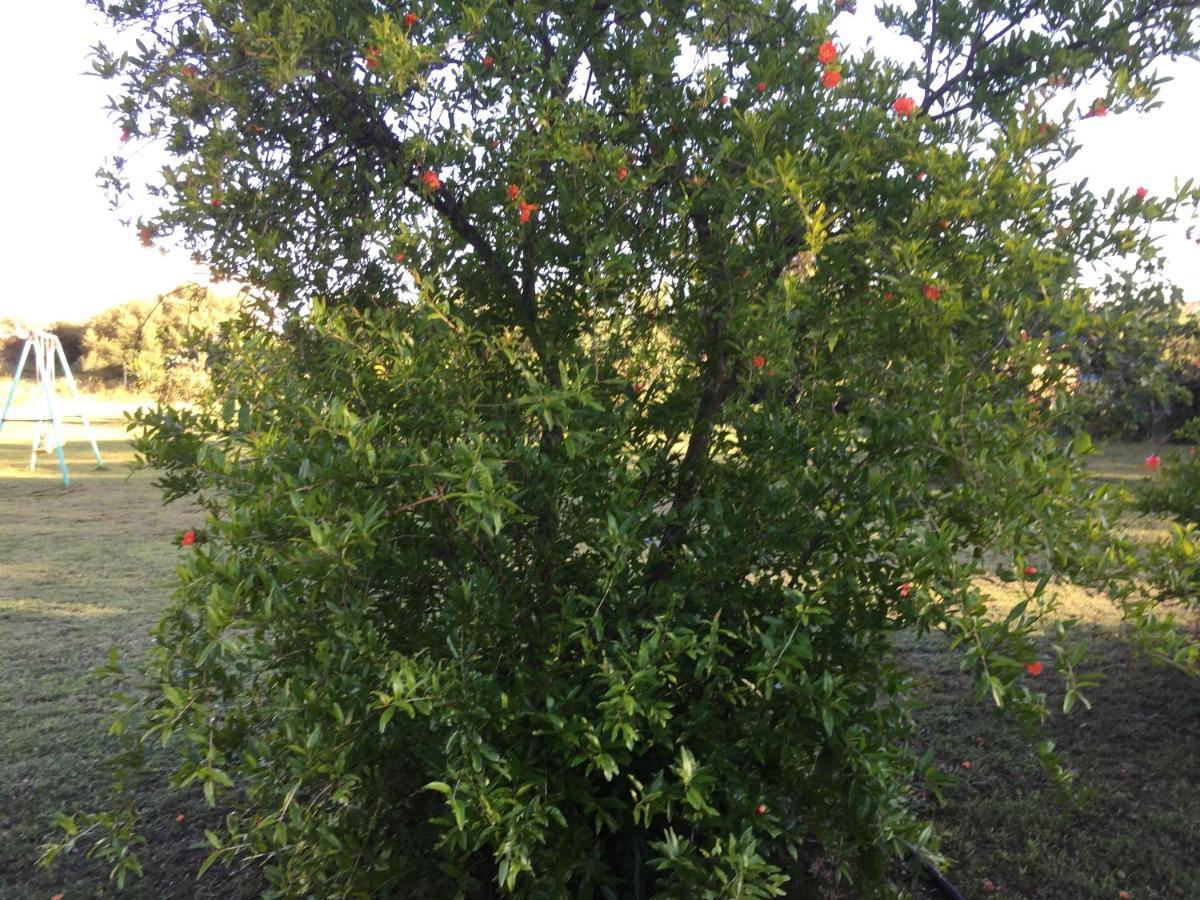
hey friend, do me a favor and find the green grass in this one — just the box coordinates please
[0,418,1196,898]
[898,441,1200,900]
[1085,439,1172,485]
[0,420,257,899]
[902,625,1199,900]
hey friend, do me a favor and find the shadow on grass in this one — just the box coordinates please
[901,623,1199,900]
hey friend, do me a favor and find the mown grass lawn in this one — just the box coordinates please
[900,442,1200,900]
[0,419,257,899]
[0,417,1196,899]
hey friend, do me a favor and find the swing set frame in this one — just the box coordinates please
[0,330,104,485]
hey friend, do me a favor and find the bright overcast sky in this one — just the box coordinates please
[1,1,1197,329]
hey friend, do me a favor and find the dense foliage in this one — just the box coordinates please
[80,285,243,400]
[55,0,1199,895]
[1138,420,1200,645]
[1075,277,1200,439]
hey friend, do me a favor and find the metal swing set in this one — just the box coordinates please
[0,330,104,485]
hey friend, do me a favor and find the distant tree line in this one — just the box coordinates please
[1,284,243,401]
[4,283,1196,432]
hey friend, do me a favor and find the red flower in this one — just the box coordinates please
[120,127,131,142]
[617,165,628,182]
[176,813,186,823]
[393,252,406,263]
[631,382,643,396]
[138,225,156,247]
[518,200,538,223]
[822,69,842,89]
[181,529,197,547]
[916,170,928,182]
[211,197,221,207]
[899,582,911,599]
[923,284,940,301]
[490,138,500,149]
[752,354,766,369]
[719,94,729,106]
[756,81,766,93]
[483,54,494,69]
[180,64,197,77]
[893,95,916,117]
[421,169,442,191]
[755,803,767,815]
[1025,661,1045,677]
[961,760,971,770]
[883,291,893,301]
[939,218,951,230]
[403,11,418,27]
[1145,453,1161,473]
[507,183,521,200]
[1091,99,1108,117]
[365,47,381,69]
[818,40,837,65]
[1024,565,1037,576]
[1135,186,1148,201]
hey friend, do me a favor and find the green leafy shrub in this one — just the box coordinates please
[55,0,1200,895]
[1141,420,1200,523]
[1075,276,1200,439]
[1138,421,1200,663]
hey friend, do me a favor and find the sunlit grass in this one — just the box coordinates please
[0,402,256,899]
[1086,438,1177,484]
[0,424,136,479]
[0,598,127,619]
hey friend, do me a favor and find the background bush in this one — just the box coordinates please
[1075,276,1200,440]
[80,285,244,401]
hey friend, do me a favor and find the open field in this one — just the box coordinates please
[0,409,1196,898]
[0,417,256,899]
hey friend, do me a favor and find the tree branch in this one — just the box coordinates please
[645,209,739,585]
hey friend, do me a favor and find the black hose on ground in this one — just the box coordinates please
[904,844,967,900]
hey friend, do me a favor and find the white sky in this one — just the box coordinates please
[0,1,1196,329]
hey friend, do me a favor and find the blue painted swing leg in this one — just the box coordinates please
[0,339,33,436]
[54,339,103,467]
